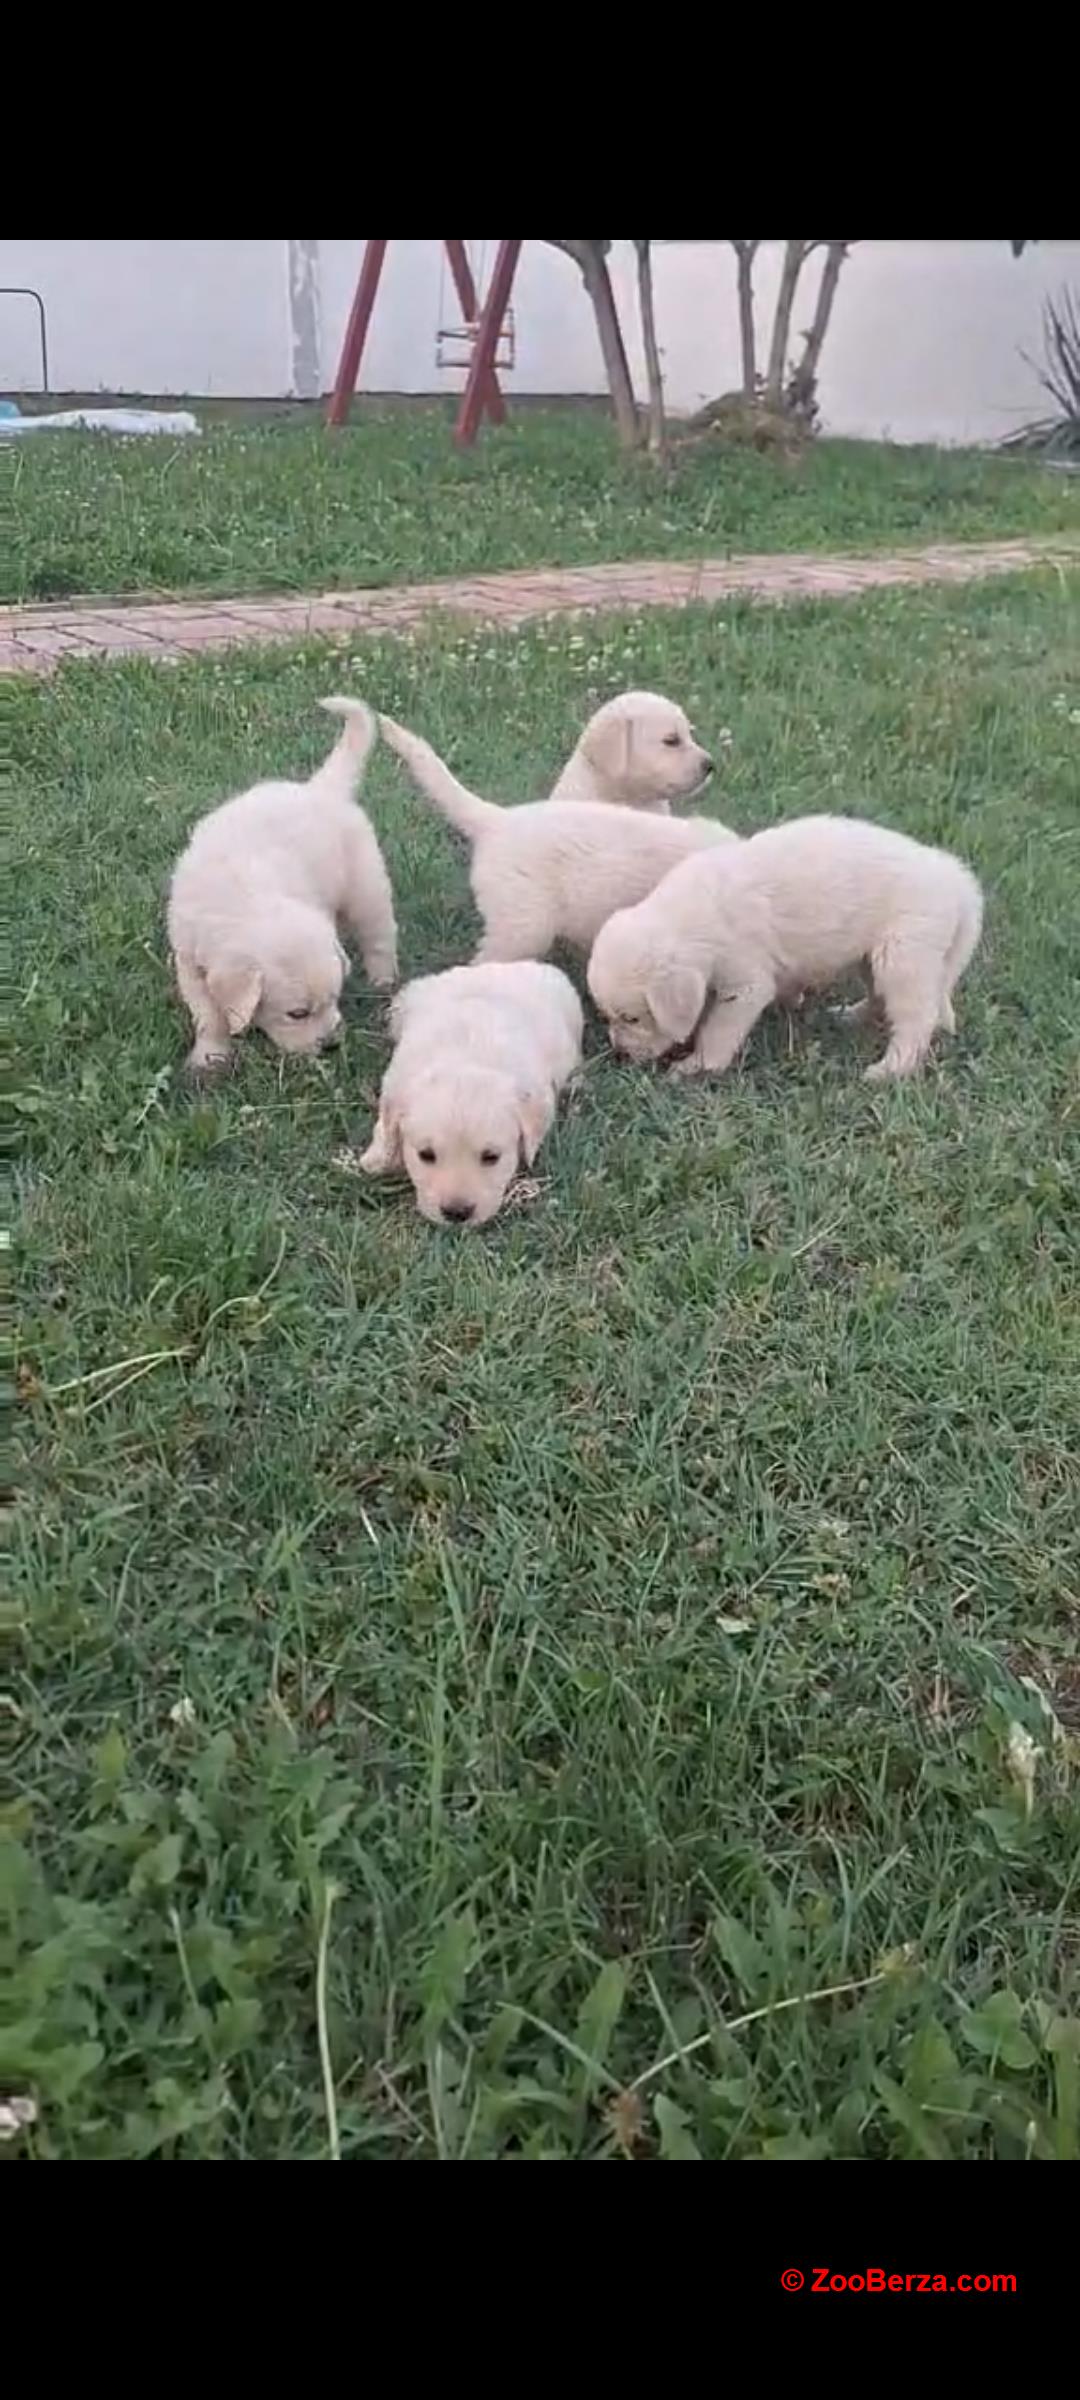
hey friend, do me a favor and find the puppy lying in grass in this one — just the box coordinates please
[549,691,714,811]
[588,814,983,1083]
[377,713,737,964]
[360,961,583,1226]
[168,698,396,1075]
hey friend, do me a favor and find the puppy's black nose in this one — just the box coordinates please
[699,753,715,775]
[441,1201,475,1224]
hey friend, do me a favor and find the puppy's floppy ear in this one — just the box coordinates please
[645,962,707,1042]
[517,1085,554,1167]
[207,958,262,1034]
[360,1094,403,1175]
[584,709,633,789]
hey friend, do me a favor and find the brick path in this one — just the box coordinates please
[2,537,1075,676]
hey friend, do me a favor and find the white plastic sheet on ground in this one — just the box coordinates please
[0,408,201,438]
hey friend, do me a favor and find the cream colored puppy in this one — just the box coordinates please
[377,714,737,963]
[588,814,983,1084]
[361,961,583,1226]
[550,691,713,811]
[168,699,397,1074]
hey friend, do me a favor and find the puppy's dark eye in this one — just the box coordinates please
[287,1007,311,1021]
[417,1146,437,1164]
[662,733,682,748]
[479,1148,501,1166]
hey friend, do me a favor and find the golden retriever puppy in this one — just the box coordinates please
[588,814,983,1083]
[168,699,397,1074]
[550,691,713,811]
[377,714,737,963]
[360,961,583,1226]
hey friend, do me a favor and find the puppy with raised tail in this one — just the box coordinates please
[588,814,983,1083]
[360,961,583,1226]
[167,698,397,1074]
[549,691,714,811]
[377,713,737,964]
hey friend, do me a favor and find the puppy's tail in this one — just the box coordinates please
[378,713,497,844]
[311,696,378,803]
[945,862,985,989]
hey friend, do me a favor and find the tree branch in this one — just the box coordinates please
[787,241,853,421]
[547,240,641,450]
[633,240,667,457]
[730,241,760,397]
[764,240,809,406]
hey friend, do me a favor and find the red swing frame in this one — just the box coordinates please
[326,240,523,446]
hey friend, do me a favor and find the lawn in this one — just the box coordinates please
[10,570,1080,2160]
[5,404,1077,604]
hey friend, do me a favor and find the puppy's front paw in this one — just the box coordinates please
[366,955,398,992]
[358,1140,387,1175]
[864,1047,922,1083]
[667,1050,705,1080]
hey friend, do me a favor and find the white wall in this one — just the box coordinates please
[2,237,1077,445]
[0,239,289,396]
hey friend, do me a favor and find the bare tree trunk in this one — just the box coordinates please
[577,244,641,452]
[765,240,809,407]
[731,241,760,397]
[633,240,667,457]
[787,241,853,419]
[548,240,641,450]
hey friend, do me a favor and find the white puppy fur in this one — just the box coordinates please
[549,691,713,811]
[588,813,983,1084]
[361,961,583,1226]
[168,698,397,1073]
[377,714,738,963]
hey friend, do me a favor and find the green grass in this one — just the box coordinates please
[9,571,1080,2159]
[6,405,1077,604]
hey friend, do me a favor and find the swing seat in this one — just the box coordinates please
[436,309,515,373]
